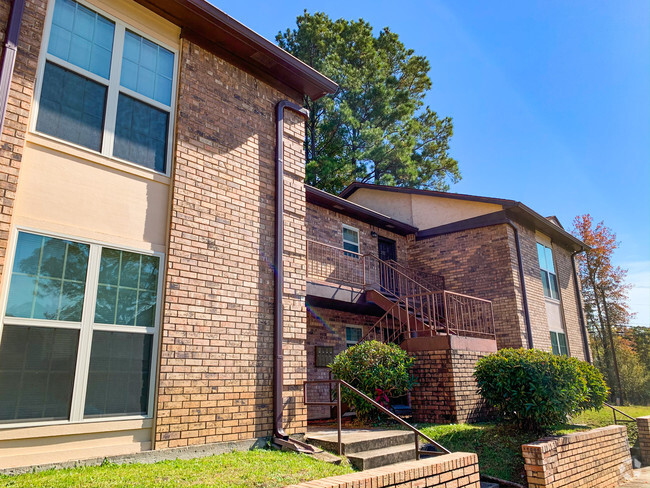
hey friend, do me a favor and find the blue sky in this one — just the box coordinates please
[218,0,650,326]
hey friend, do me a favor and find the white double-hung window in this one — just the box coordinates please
[33,0,177,174]
[537,242,559,300]
[0,231,162,425]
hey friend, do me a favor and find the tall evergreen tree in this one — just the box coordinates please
[277,12,461,194]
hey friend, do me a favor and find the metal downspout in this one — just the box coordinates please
[571,250,592,363]
[505,221,534,349]
[0,0,26,135]
[274,100,308,440]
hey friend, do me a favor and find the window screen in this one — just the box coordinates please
[0,325,79,422]
[36,62,107,151]
[84,331,152,417]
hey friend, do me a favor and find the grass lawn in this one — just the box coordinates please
[417,405,650,484]
[418,422,571,484]
[570,405,650,447]
[0,449,354,488]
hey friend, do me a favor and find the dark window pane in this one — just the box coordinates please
[36,62,107,151]
[84,331,152,418]
[540,270,551,298]
[0,326,78,423]
[550,332,560,355]
[113,94,168,172]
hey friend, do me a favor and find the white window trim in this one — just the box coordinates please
[0,226,164,429]
[537,241,560,302]
[345,325,363,347]
[30,0,179,178]
[342,224,360,254]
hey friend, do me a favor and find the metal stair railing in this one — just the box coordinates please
[303,378,450,458]
[361,291,496,344]
[386,259,445,291]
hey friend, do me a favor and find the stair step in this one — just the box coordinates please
[347,443,416,470]
[305,429,415,454]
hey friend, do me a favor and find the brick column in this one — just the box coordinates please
[638,416,650,466]
[0,0,47,284]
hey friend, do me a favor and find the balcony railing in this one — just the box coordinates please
[361,291,496,343]
[306,239,496,342]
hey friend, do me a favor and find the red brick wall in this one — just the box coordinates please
[306,203,410,262]
[522,425,633,488]
[408,222,589,361]
[518,222,589,361]
[554,242,589,360]
[155,38,307,448]
[517,223,553,352]
[408,224,528,350]
[306,307,378,419]
[410,348,490,424]
[286,452,481,488]
[0,0,47,285]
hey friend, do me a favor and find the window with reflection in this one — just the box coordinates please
[35,0,175,172]
[0,231,161,424]
[537,242,559,300]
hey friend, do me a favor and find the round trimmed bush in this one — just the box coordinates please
[329,340,415,420]
[474,348,608,430]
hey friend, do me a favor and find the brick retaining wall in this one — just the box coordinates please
[638,416,650,466]
[522,425,633,488]
[284,452,480,488]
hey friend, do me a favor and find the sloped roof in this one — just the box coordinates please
[306,185,418,235]
[339,182,587,251]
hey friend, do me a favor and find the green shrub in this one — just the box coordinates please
[474,348,608,430]
[329,340,415,420]
[574,358,608,410]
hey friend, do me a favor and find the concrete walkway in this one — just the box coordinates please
[621,467,650,487]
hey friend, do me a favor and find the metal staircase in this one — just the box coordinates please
[306,240,496,345]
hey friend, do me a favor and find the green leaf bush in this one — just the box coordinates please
[329,340,416,420]
[474,348,608,430]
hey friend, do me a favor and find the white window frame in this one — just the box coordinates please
[345,325,363,348]
[537,242,560,301]
[342,224,360,255]
[0,226,164,429]
[30,0,179,177]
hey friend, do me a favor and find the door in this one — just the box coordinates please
[378,237,397,262]
[377,237,398,295]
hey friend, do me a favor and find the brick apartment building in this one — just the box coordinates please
[0,0,589,470]
[305,184,590,423]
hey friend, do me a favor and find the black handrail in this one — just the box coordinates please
[303,379,450,458]
[603,402,636,424]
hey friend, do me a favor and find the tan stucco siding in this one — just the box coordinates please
[347,188,502,230]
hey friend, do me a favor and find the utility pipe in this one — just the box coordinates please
[571,250,592,363]
[274,100,308,440]
[505,221,534,349]
[0,0,26,135]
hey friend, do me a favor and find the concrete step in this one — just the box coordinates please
[347,443,416,470]
[305,429,415,455]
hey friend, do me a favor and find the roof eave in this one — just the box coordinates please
[133,0,338,100]
[306,185,418,236]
